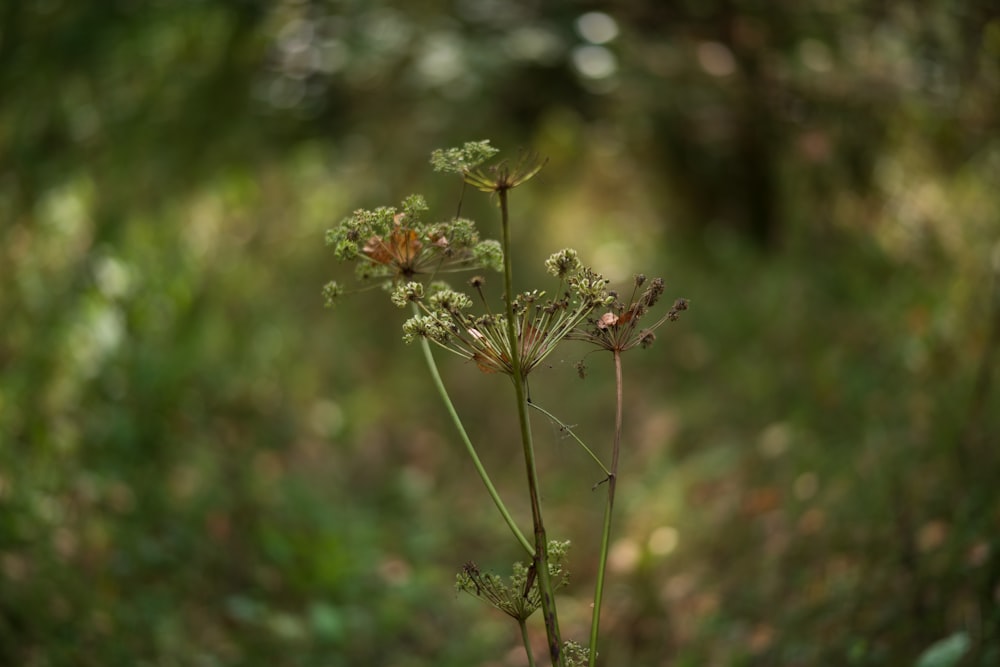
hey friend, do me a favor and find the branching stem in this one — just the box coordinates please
[528,400,610,478]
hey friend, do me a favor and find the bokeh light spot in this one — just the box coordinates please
[571,45,618,80]
[608,537,641,574]
[576,12,619,45]
[757,422,791,458]
[697,41,736,77]
[504,26,563,64]
[648,526,679,556]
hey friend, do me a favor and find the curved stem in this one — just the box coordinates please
[414,303,533,556]
[589,349,623,666]
[499,188,564,667]
[528,400,610,478]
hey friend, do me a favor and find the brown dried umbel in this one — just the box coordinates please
[570,275,688,353]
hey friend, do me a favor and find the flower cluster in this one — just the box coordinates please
[398,249,612,376]
[430,139,544,195]
[323,194,502,305]
[561,641,593,667]
[569,274,688,354]
[455,540,571,621]
[429,140,500,174]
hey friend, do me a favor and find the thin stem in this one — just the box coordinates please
[414,303,534,557]
[499,187,564,667]
[528,400,610,478]
[589,349,624,666]
[520,618,537,667]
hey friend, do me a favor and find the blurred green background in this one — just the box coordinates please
[2,1,999,665]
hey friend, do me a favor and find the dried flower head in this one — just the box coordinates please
[570,275,688,353]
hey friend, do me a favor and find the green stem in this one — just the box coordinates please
[414,303,533,557]
[528,401,610,478]
[589,349,623,666]
[519,618,537,667]
[499,188,564,667]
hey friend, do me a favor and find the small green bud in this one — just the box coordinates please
[568,268,611,305]
[442,217,478,246]
[562,641,592,667]
[402,194,429,218]
[334,239,360,260]
[390,281,424,308]
[429,289,473,313]
[321,281,344,307]
[472,240,503,272]
[545,248,582,279]
[402,315,450,344]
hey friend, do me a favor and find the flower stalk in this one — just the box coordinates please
[498,186,565,667]
[568,274,688,665]
[588,349,623,665]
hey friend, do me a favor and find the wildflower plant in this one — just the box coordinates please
[323,140,687,666]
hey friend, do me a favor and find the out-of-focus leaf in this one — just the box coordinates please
[915,632,970,667]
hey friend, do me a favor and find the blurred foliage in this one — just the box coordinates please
[1,0,999,665]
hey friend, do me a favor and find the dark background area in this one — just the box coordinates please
[1,1,998,665]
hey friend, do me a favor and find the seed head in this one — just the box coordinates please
[569,275,687,353]
[545,248,583,279]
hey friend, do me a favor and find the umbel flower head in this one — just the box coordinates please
[398,249,612,376]
[323,194,502,305]
[569,274,688,354]
[455,540,571,621]
[462,151,546,194]
[430,139,545,195]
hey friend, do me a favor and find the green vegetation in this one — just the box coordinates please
[1,2,998,666]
